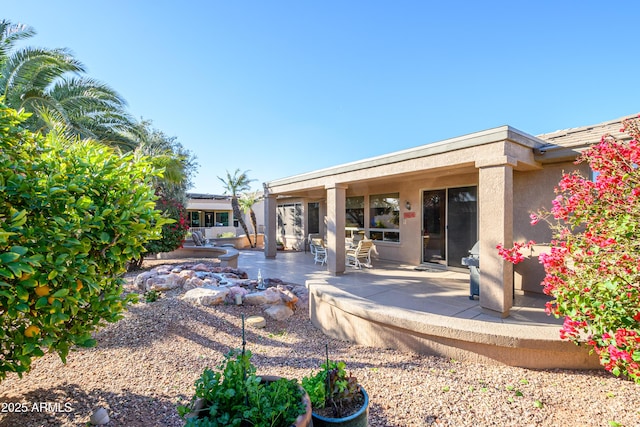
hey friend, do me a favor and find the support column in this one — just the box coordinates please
[325,183,347,275]
[477,160,515,317]
[263,191,277,259]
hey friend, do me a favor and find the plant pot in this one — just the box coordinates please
[312,387,369,427]
[186,375,312,427]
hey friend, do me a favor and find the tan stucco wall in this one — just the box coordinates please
[351,172,479,265]
[513,161,591,293]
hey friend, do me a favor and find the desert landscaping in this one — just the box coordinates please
[0,258,638,427]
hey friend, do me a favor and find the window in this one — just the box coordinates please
[346,196,365,228]
[308,202,320,234]
[215,212,229,226]
[204,212,214,227]
[189,211,200,227]
[369,193,400,242]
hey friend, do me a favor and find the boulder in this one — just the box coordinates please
[226,286,249,304]
[134,271,155,290]
[182,287,229,306]
[193,263,211,271]
[243,287,282,306]
[264,304,294,321]
[178,269,196,280]
[183,277,205,291]
[291,285,309,309]
[145,272,185,291]
[276,286,299,307]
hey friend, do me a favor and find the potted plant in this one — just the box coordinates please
[178,349,312,426]
[276,239,285,251]
[302,358,369,426]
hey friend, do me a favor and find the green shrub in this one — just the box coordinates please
[178,350,306,426]
[0,104,167,381]
[217,232,236,238]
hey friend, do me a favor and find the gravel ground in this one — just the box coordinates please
[0,259,638,427]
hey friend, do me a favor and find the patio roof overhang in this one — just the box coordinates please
[266,125,547,197]
[185,200,232,211]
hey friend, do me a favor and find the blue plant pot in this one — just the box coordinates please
[311,387,369,427]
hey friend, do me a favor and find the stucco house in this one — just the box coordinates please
[186,193,265,243]
[262,114,636,317]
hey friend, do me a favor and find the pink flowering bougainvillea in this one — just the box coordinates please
[499,115,640,384]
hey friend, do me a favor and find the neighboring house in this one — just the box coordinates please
[186,193,265,240]
[263,114,637,317]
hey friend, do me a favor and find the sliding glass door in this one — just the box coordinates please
[422,186,477,267]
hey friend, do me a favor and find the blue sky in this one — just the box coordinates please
[4,1,639,194]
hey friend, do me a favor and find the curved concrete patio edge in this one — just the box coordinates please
[307,280,602,370]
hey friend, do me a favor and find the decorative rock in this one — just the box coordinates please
[193,263,211,271]
[243,287,282,306]
[246,315,266,328]
[89,407,110,425]
[291,285,309,309]
[134,271,156,290]
[178,269,196,280]
[276,287,299,308]
[145,272,185,291]
[226,286,249,304]
[182,286,229,306]
[183,277,205,291]
[265,304,294,321]
[155,266,172,275]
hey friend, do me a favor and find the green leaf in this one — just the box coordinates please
[0,252,20,263]
[10,210,27,226]
[51,288,69,298]
[78,338,97,348]
[35,297,49,309]
[16,285,29,301]
[16,302,29,312]
[10,246,28,256]
[0,268,13,279]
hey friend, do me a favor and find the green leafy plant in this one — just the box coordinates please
[178,349,306,427]
[0,103,167,381]
[302,359,362,418]
[144,290,161,303]
[217,232,236,238]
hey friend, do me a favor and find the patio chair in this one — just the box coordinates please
[346,239,374,269]
[314,246,327,265]
[310,239,327,265]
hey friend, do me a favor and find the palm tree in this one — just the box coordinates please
[239,191,261,248]
[27,76,138,151]
[131,120,197,200]
[218,169,256,248]
[0,19,137,150]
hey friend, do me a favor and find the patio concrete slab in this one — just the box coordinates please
[236,249,597,369]
[237,249,558,325]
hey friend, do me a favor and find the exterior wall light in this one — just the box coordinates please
[405,201,411,210]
